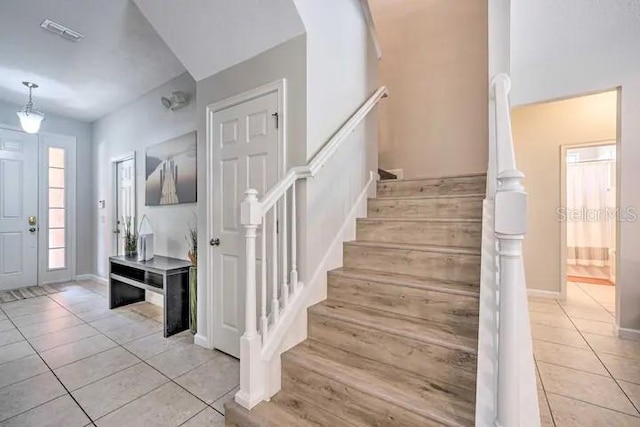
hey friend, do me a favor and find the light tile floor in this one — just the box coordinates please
[531,281,640,426]
[0,280,238,426]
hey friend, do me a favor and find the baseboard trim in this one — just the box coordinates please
[76,274,108,285]
[527,289,561,300]
[194,333,212,349]
[145,291,164,307]
[615,325,640,341]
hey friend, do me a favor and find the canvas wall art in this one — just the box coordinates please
[145,131,197,206]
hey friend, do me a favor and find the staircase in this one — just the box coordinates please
[226,173,484,426]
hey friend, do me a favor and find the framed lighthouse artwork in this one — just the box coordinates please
[145,131,197,206]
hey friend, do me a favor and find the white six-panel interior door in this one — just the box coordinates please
[0,127,76,290]
[209,87,282,358]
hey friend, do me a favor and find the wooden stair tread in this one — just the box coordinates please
[273,391,361,426]
[310,300,478,352]
[225,399,317,427]
[329,267,479,296]
[345,240,481,256]
[372,193,485,201]
[357,217,482,223]
[379,173,486,182]
[285,341,476,427]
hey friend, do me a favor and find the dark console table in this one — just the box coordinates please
[109,255,191,337]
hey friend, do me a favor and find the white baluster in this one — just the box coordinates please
[290,181,299,291]
[237,188,265,409]
[271,206,279,324]
[260,221,268,341]
[281,190,289,308]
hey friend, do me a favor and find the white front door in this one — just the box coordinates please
[0,128,39,290]
[209,90,280,357]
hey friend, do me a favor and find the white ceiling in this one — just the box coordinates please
[0,0,186,122]
[133,0,305,82]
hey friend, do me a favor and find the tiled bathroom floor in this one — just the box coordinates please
[0,280,238,426]
[531,281,640,426]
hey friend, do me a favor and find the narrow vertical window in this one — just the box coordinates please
[48,147,65,269]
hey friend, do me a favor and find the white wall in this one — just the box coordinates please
[0,99,94,276]
[92,72,197,278]
[510,0,640,332]
[511,0,640,107]
[292,0,379,303]
[370,0,489,179]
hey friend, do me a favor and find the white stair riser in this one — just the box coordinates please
[281,359,443,427]
[356,219,481,248]
[343,244,481,283]
[307,312,477,392]
[327,273,479,326]
[377,176,486,198]
[368,197,483,219]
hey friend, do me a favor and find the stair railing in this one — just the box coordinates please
[483,73,540,426]
[236,86,388,409]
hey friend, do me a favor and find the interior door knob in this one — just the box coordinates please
[210,238,220,246]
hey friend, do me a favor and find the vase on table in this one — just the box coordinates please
[125,249,137,259]
[189,266,197,334]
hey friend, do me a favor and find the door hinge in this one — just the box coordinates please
[272,112,279,129]
[276,220,279,234]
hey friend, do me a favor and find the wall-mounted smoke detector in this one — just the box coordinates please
[161,92,190,111]
[40,19,84,42]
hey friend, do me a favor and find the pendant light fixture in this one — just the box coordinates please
[16,82,45,134]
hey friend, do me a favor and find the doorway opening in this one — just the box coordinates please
[112,154,137,256]
[563,143,616,287]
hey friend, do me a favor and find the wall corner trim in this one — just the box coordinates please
[194,333,212,349]
[615,325,640,341]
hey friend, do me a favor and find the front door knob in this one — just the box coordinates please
[210,238,220,246]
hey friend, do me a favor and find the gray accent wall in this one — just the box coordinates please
[92,72,197,278]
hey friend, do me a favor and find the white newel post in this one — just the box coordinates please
[495,170,528,427]
[236,189,265,409]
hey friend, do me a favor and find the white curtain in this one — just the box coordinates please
[566,161,616,267]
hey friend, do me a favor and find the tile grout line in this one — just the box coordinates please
[2,281,238,424]
[534,359,557,427]
[572,282,616,320]
[545,390,640,419]
[61,284,234,422]
[555,291,640,417]
[0,305,97,426]
[91,335,232,423]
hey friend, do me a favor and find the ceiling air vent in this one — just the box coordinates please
[40,19,84,42]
